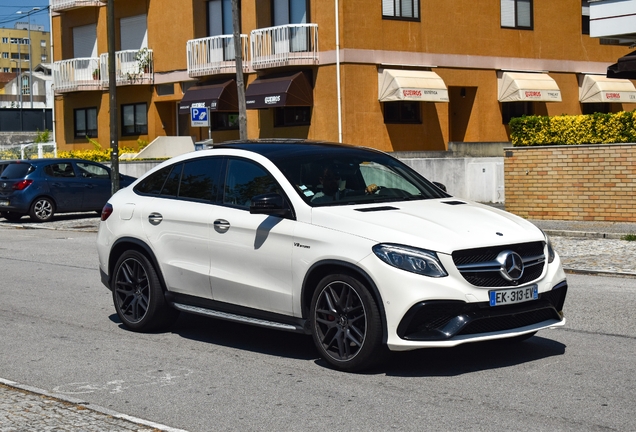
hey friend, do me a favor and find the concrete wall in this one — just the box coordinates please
[504,144,636,222]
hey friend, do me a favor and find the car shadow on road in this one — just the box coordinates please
[382,336,566,377]
[111,313,566,375]
[111,312,318,361]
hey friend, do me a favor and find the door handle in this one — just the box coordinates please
[214,219,230,233]
[148,212,163,226]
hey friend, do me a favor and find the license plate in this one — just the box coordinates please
[489,285,538,306]
[0,200,8,206]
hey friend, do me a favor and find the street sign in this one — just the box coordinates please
[190,104,210,127]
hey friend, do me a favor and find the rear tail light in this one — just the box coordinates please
[101,203,113,221]
[13,179,33,191]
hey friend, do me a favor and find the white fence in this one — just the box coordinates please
[187,35,249,77]
[250,24,318,69]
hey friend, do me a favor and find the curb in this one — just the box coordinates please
[542,229,630,240]
[563,267,636,279]
[0,377,188,432]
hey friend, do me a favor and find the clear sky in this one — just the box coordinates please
[0,1,51,32]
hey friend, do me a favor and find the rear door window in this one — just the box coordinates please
[44,163,76,178]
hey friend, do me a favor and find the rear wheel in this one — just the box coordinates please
[29,197,55,222]
[310,273,386,372]
[111,250,179,332]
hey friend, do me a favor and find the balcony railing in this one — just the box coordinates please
[187,34,249,77]
[250,24,318,70]
[50,0,104,12]
[99,48,154,86]
[52,57,103,94]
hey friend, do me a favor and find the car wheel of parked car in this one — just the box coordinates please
[112,250,179,332]
[29,197,55,222]
[1,211,23,221]
[310,274,386,372]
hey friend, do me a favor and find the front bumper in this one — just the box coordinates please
[397,281,567,341]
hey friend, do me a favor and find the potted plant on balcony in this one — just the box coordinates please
[126,48,151,83]
[92,68,100,80]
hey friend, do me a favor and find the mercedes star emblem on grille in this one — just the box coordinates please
[497,251,524,282]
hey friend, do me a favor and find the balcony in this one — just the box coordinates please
[99,48,154,86]
[590,0,636,45]
[52,57,103,94]
[50,0,104,12]
[250,24,318,70]
[186,34,249,77]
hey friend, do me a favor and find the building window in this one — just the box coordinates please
[501,0,533,29]
[382,0,420,20]
[274,107,311,127]
[501,102,534,124]
[40,40,46,47]
[211,112,240,130]
[582,0,590,35]
[383,101,421,124]
[208,0,233,35]
[582,103,611,115]
[121,103,148,136]
[2,53,7,59]
[74,108,98,138]
[2,37,7,44]
[273,0,309,25]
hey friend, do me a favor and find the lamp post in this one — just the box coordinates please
[16,7,40,109]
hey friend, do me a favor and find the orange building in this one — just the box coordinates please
[50,0,636,153]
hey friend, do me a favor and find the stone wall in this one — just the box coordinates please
[504,144,636,222]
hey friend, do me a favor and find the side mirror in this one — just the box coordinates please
[250,193,293,218]
[432,182,447,192]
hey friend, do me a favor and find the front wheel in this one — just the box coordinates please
[29,197,55,222]
[111,250,179,332]
[310,273,386,372]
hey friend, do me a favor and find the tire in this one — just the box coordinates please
[29,197,55,222]
[111,250,179,332]
[310,273,386,372]
[1,211,23,221]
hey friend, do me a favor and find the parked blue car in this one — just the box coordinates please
[0,159,135,222]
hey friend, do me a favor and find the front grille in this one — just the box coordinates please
[397,283,567,341]
[452,241,546,287]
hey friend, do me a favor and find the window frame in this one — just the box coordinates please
[74,107,98,138]
[274,107,312,127]
[121,102,148,136]
[382,0,420,21]
[501,0,534,30]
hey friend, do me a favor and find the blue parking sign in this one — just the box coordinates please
[191,104,209,127]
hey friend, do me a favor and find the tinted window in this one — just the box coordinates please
[0,163,34,178]
[44,163,76,178]
[179,158,223,202]
[161,164,183,198]
[77,162,109,179]
[224,159,280,209]
[134,166,172,196]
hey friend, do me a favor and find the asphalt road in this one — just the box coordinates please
[0,225,635,431]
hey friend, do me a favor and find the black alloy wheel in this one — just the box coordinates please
[310,274,386,372]
[29,197,55,222]
[112,250,178,332]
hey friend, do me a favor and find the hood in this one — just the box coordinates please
[311,199,544,254]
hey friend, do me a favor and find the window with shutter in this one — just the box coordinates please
[120,15,148,50]
[500,0,533,29]
[73,24,97,58]
[382,0,419,20]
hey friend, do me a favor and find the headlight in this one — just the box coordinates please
[542,230,556,263]
[372,244,448,277]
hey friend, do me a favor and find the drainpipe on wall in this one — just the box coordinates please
[335,0,342,143]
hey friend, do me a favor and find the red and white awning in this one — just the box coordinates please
[378,69,449,103]
[498,72,562,102]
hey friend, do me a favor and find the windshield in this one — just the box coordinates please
[272,147,450,206]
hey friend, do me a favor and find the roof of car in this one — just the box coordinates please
[211,139,386,159]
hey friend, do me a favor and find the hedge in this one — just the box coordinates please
[509,110,636,146]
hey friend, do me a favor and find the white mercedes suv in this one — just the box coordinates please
[97,141,567,372]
